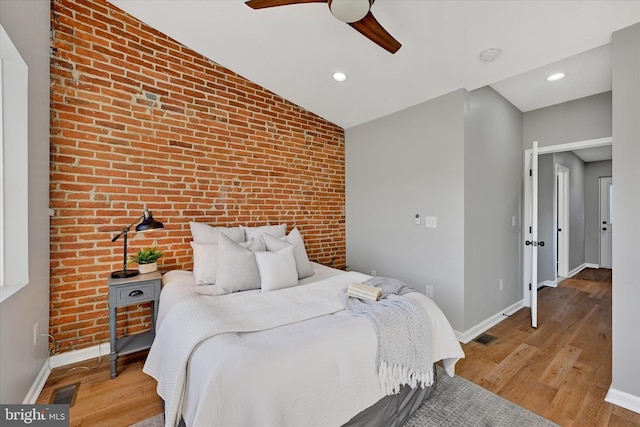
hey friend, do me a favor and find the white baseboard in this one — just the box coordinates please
[49,342,110,368]
[542,280,557,288]
[23,360,51,404]
[455,300,524,344]
[606,387,640,415]
[24,343,110,404]
[567,263,600,278]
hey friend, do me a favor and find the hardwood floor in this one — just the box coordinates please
[36,352,162,426]
[37,273,640,426]
[456,273,640,426]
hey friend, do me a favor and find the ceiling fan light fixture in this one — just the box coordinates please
[332,72,348,82]
[328,0,371,23]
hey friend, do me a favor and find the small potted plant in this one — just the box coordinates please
[128,246,164,274]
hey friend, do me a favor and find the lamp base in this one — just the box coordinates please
[111,270,139,279]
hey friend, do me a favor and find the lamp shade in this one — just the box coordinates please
[136,210,164,232]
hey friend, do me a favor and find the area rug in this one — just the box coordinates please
[572,267,612,282]
[130,366,557,427]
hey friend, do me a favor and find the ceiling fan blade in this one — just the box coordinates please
[349,12,401,54]
[245,0,327,9]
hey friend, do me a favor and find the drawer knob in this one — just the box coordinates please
[128,290,144,297]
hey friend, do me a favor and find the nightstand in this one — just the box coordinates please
[107,271,162,379]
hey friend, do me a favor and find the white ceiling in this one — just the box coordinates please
[491,44,613,112]
[109,0,639,131]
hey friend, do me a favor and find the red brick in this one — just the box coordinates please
[50,0,345,354]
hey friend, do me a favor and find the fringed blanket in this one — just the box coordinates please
[340,277,434,395]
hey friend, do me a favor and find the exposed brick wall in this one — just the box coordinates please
[49,0,345,353]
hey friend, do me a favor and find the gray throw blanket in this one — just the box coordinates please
[340,277,434,395]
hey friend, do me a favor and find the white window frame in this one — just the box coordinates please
[0,24,29,302]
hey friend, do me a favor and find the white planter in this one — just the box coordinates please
[138,262,158,274]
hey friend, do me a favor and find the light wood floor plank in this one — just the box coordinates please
[538,344,583,388]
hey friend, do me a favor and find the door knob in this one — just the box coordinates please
[603,227,607,231]
[603,221,607,224]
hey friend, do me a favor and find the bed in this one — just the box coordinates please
[143,223,464,427]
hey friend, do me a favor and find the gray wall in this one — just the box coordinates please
[346,90,466,331]
[610,22,640,402]
[584,160,612,265]
[463,87,523,330]
[346,87,523,333]
[523,92,612,149]
[0,0,51,403]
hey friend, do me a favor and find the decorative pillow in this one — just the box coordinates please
[215,234,262,293]
[255,245,298,292]
[190,241,218,285]
[189,221,244,244]
[263,227,314,279]
[241,224,287,241]
[241,234,266,252]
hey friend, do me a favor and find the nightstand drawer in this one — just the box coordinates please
[114,281,157,305]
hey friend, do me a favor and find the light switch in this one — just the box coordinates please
[424,216,437,228]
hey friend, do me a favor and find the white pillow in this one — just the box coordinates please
[190,241,218,285]
[255,245,298,292]
[263,227,314,279]
[241,234,266,252]
[216,234,262,293]
[242,224,287,241]
[189,221,244,244]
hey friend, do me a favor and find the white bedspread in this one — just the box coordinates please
[145,267,464,427]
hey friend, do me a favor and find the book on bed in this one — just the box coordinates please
[346,282,382,301]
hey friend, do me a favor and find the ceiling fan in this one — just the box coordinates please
[245,0,402,54]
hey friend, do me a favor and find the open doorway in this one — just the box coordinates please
[523,137,612,324]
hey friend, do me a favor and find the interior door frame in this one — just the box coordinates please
[522,136,612,309]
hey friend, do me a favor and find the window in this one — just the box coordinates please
[0,24,29,301]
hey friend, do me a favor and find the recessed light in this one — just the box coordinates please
[332,72,348,82]
[546,73,566,82]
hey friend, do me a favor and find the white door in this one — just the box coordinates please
[556,165,569,278]
[600,177,613,268]
[523,142,540,328]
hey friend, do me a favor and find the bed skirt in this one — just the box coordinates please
[343,364,437,427]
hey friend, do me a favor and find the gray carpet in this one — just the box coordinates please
[131,367,558,427]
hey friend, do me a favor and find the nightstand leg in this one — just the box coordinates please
[151,300,158,334]
[110,305,117,379]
